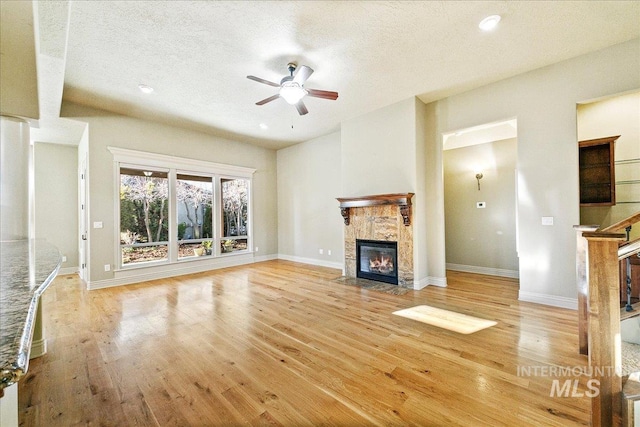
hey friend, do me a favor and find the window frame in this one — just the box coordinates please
[109,147,256,270]
[176,171,215,260]
[118,165,170,267]
[219,175,252,255]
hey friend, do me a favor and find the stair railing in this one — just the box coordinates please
[576,211,640,426]
[583,229,626,427]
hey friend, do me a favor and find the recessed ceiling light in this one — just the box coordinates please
[259,123,268,130]
[138,84,154,94]
[479,15,501,31]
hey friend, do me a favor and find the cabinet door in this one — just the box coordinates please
[579,135,619,206]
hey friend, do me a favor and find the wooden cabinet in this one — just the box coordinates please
[579,135,619,206]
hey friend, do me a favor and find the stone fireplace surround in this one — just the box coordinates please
[337,193,414,287]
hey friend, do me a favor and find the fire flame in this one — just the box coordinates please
[369,255,394,273]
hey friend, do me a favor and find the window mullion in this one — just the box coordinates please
[213,176,221,256]
[168,169,178,263]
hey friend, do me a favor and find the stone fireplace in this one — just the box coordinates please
[337,193,414,287]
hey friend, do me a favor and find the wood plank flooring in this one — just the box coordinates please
[18,260,590,426]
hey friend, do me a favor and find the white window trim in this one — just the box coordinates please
[110,146,255,271]
[108,146,256,178]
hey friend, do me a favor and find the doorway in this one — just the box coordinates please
[442,119,520,281]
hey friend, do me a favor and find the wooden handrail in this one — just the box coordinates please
[619,238,640,261]
[582,231,626,240]
[600,212,640,233]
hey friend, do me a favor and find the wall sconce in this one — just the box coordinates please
[475,172,483,190]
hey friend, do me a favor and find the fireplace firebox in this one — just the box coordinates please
[356,239,398,285]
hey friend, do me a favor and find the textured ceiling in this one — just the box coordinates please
[38,1,640,150]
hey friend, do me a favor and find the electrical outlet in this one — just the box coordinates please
[541,216,554,226]
[328,250,332,256]
[319,248,324,255]
[255,246,259,252]
[93,221,103,229]
[62,255,67,262]
[104,264,110,272]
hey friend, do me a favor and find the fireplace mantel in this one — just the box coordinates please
[337,193,414,226]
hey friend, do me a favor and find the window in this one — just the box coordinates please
[221,178,249,253]
[120,168,169,265]
[177,173,213,259]
[111,147,255,269]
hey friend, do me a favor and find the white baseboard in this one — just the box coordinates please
[58,266,79,275]
[88,254,264,290]
[276,256,445,290]
[446,263,519,279]
[277,254,343,270]
[30,338,46,359]
[518,290,578,310]
[414,276,447,290]
[254,254,278,263]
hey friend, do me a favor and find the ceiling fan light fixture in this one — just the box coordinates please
[279,82,306,105]
[247,63,337,115]
[479,15,501,31]
[138,83,154,94]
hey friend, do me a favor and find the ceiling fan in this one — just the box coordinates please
[247,63,338,115]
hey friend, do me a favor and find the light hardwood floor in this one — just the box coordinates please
[19,260,590,426]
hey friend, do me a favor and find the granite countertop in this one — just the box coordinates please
[0,239,61,391]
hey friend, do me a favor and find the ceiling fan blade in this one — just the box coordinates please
[295,100,309,116]
[256,94,280,105]
[306,88,339,100]
[247,75,281,88]
[293,65,314,85]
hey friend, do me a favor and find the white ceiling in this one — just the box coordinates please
[35,1,640,150]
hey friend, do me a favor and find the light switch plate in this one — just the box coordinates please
[93,221,103,229]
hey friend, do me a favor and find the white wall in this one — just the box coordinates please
[277,131,343,268]
[34,142,78,271]
[444,138,518,276]
[432,38,640,306]
[276,97,445,287]
[420,100,447,285]
[414,98,429,285]
[0,1,39,119]
[341,98,417,197]
[0,383,18,427]
[0,117,30,241]
[60,102,278,283]
[578,91,640,240]
[338,97,443,287]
